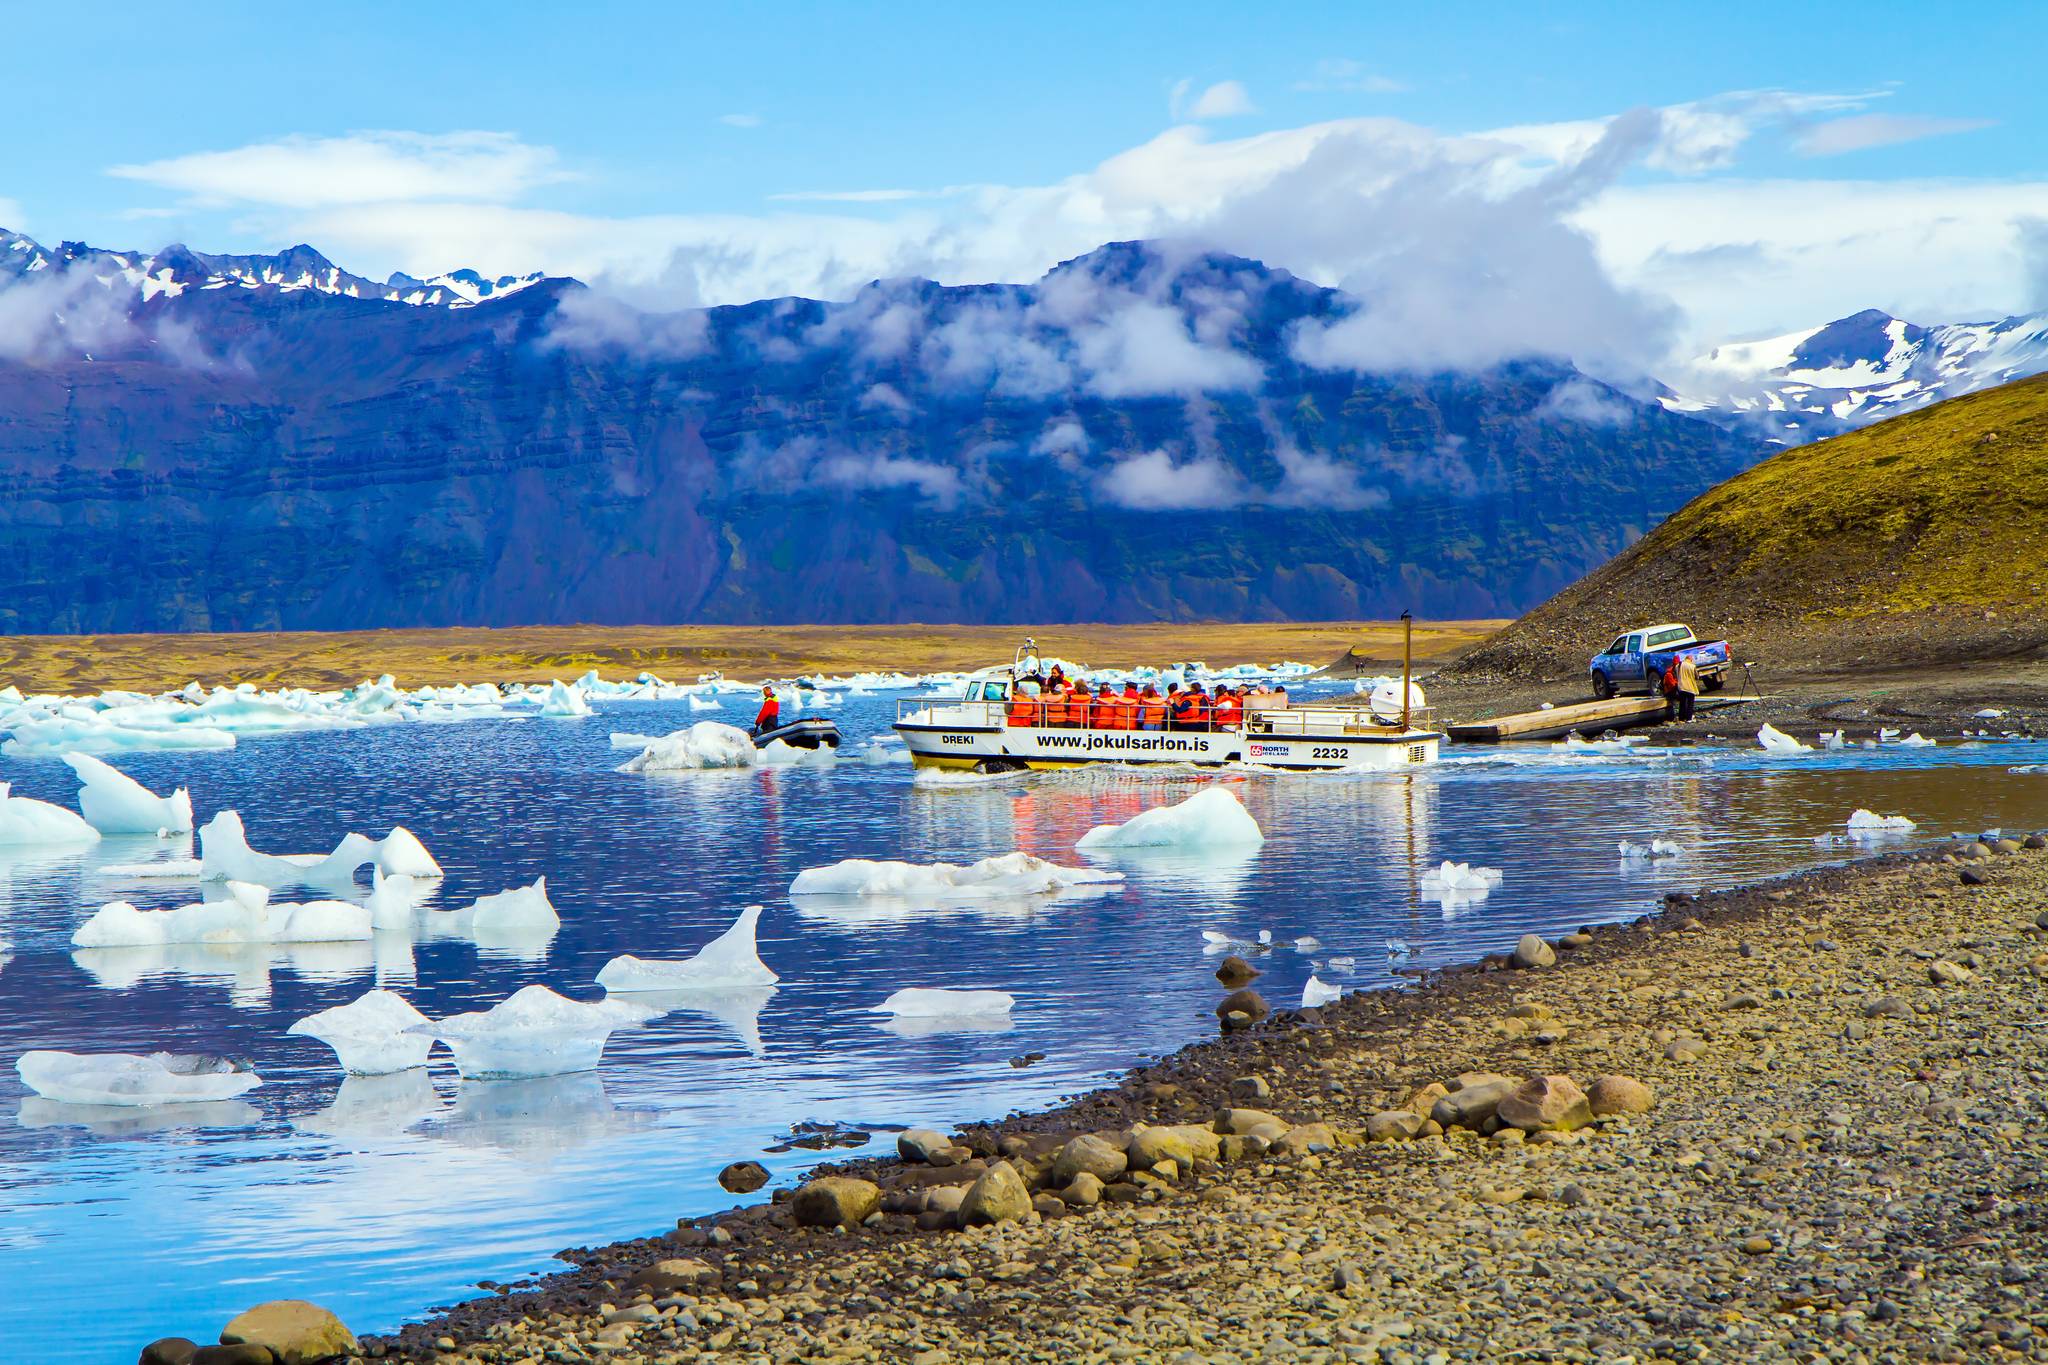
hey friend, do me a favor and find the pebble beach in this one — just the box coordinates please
[147,835,2048,1365]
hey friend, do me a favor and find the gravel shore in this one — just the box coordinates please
[191,839,2048,1365]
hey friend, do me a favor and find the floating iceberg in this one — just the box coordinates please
[540,680,593,717]
[1618,838,1683,860]
[409,985,656,1078]
[366,868,432,932]
[596,905,778,991]
[288,989,435,1074]
[1819,729,1847,750]
[453,877,559,934]
[790,852,1122,902]
[1559,734,1642,755]
[3,717,238,757]
[199,810,373,888]
[15,1049,261,1106]
[60,753,194,834]
[867,987,1014,1018]
[1847,809,1916,833]
[619,722,759,772]
[374,826,443,878]
[686,693,722,712]
[0,782,103,848]
[1897,732,1935,748]
[1075,787,1264,851]
[1757,724,1811,754]
[71,883,374,947]
[1421,861,1503,892]
[1301,975,1342,1009]
[1202,927,1273,955]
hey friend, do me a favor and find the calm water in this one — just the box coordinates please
[2,690,2044,1362]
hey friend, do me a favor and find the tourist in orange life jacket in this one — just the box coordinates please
[1113,685,1138,729]
[1069,679,1094,729]
[1091,682,1122,729]
[1006,684,1039,727]
[1184,683,1213,731]
[1138,684,1167,731]
[1043,681,1070,727]
[1212,685,1244,730]
[753,687,781,736]
[1166,682,1191,729]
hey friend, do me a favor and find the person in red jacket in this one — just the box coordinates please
[753,687,781,735]
[1184,684,1213,731]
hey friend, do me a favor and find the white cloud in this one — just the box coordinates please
[108,131,565,209]
[768,188,945,203]
[1537,376,1636,427]
[818,452,960,501]
[1293,60,1407,95]
[2021,218,2048,313]
[718,113,762,129]
[1269,445,1386,509]
[0,266,136,361]
[1097,449,1244,510]
[1793,113,1994,157]
[1186,80,1256,120]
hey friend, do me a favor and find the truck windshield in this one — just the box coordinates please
[1605,636,1628,655]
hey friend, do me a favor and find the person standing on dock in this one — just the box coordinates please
[1674,653,1700,723]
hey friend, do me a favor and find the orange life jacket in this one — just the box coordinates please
[1139,694,1167,725]
[1007,693,1038,727]
[1069,688,1093,728]
[1213,695,1243,729]
[1185,694,1212,727]
[1091,690,1120,729]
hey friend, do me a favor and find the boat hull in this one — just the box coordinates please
[894,720,1438,772]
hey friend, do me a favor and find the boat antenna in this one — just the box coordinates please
[1400,610,1413,731]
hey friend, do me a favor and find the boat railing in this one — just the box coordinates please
[1246,704,1437,736]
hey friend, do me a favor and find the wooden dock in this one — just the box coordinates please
[1444,694,1756,743]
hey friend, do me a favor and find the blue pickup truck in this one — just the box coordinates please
[1589,623,1731,699]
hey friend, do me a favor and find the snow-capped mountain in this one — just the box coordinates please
[1,230,545,308]
[1663,306,2048,441]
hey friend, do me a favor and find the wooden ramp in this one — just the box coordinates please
[1445,694,1756,743]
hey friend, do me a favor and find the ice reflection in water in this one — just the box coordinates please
[0,691,2044,1361]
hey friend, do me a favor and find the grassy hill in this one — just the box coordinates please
[1456,372,2048,680]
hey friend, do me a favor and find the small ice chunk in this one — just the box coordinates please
[60,753,194,834]
[15,1049,261,1106]
[1757,723,1811,753]
[867,987,1014,1018]
[199,810,376,889]
[1618,839,1683,860]
[408,985,655,1078]
[1292,935,1322,952]
[374,826,442,878]
[1897,732,1935,747]
[366,868,430,932]
[98,858,205,879]
[540,680,593,717]
[288,988,434,1074]
[458,878,559,933]
[1819,729,1847,750]
[790,852,1122,901]
[686,693,722,712]
[71,887,372,946]
[1847,809,1916,833]
[0,782,103,848]
[1075,787,1263,850]
[1301,975,1342,1009]
[1421,861,1503,891]
[619,722,759,772]
[1975,708,2006,719]
[597,905,778,991]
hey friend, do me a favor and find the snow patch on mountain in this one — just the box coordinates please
[1665,306,2048,441]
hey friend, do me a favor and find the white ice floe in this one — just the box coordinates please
[856,737,912,766]
[1819,730,1847,750]
[1897,733,1935,747]
[60,753,193,834]
[1421,861,1503,892]
[0,782,103,848]
[791,852,1122,901]
[71,883,374,946]
[193,813,436,888]
[1618,838,1683,860]
[408,985,656,1078]
[1559,734,1643,755]
[687,693,722,712]
[3,717,238,757]
[1757,723,1811,754]
[366,868,432,932]
[757,737,836,768]
[1975,708,2006,720]
[1075,787,1264,851]
[98,857,205,880]
[287,988,435,1074]
[596,905,779,991]
[14,1049,261,1106]
[618,722,759,772]
[454,877,559,933]
[1847,809,1917,833]
[540,680,593,717]
[1301,976,1343,1009]
[1202,928,1273,955]
[867,987,1014,1018]
[1292,935,1322,952]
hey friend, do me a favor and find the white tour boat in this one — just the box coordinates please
[894,637,1441,773]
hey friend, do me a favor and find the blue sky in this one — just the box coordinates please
[5,1,2046,353]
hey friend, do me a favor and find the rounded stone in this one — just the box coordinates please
[219,1301,356,1365]
[790,1176,881,1228]
[717,1160,770,1193]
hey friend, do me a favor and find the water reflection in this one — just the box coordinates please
[420,1074,656,1163]
[17,1097,263,1136]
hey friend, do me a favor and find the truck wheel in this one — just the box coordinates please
[1702,675,1724,694]
[1591,671,1614,700]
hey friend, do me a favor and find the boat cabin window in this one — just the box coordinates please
[966,680,1009,702]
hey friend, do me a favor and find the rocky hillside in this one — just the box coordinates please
[0,235,1758,632]
[1456,373,2048,681]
